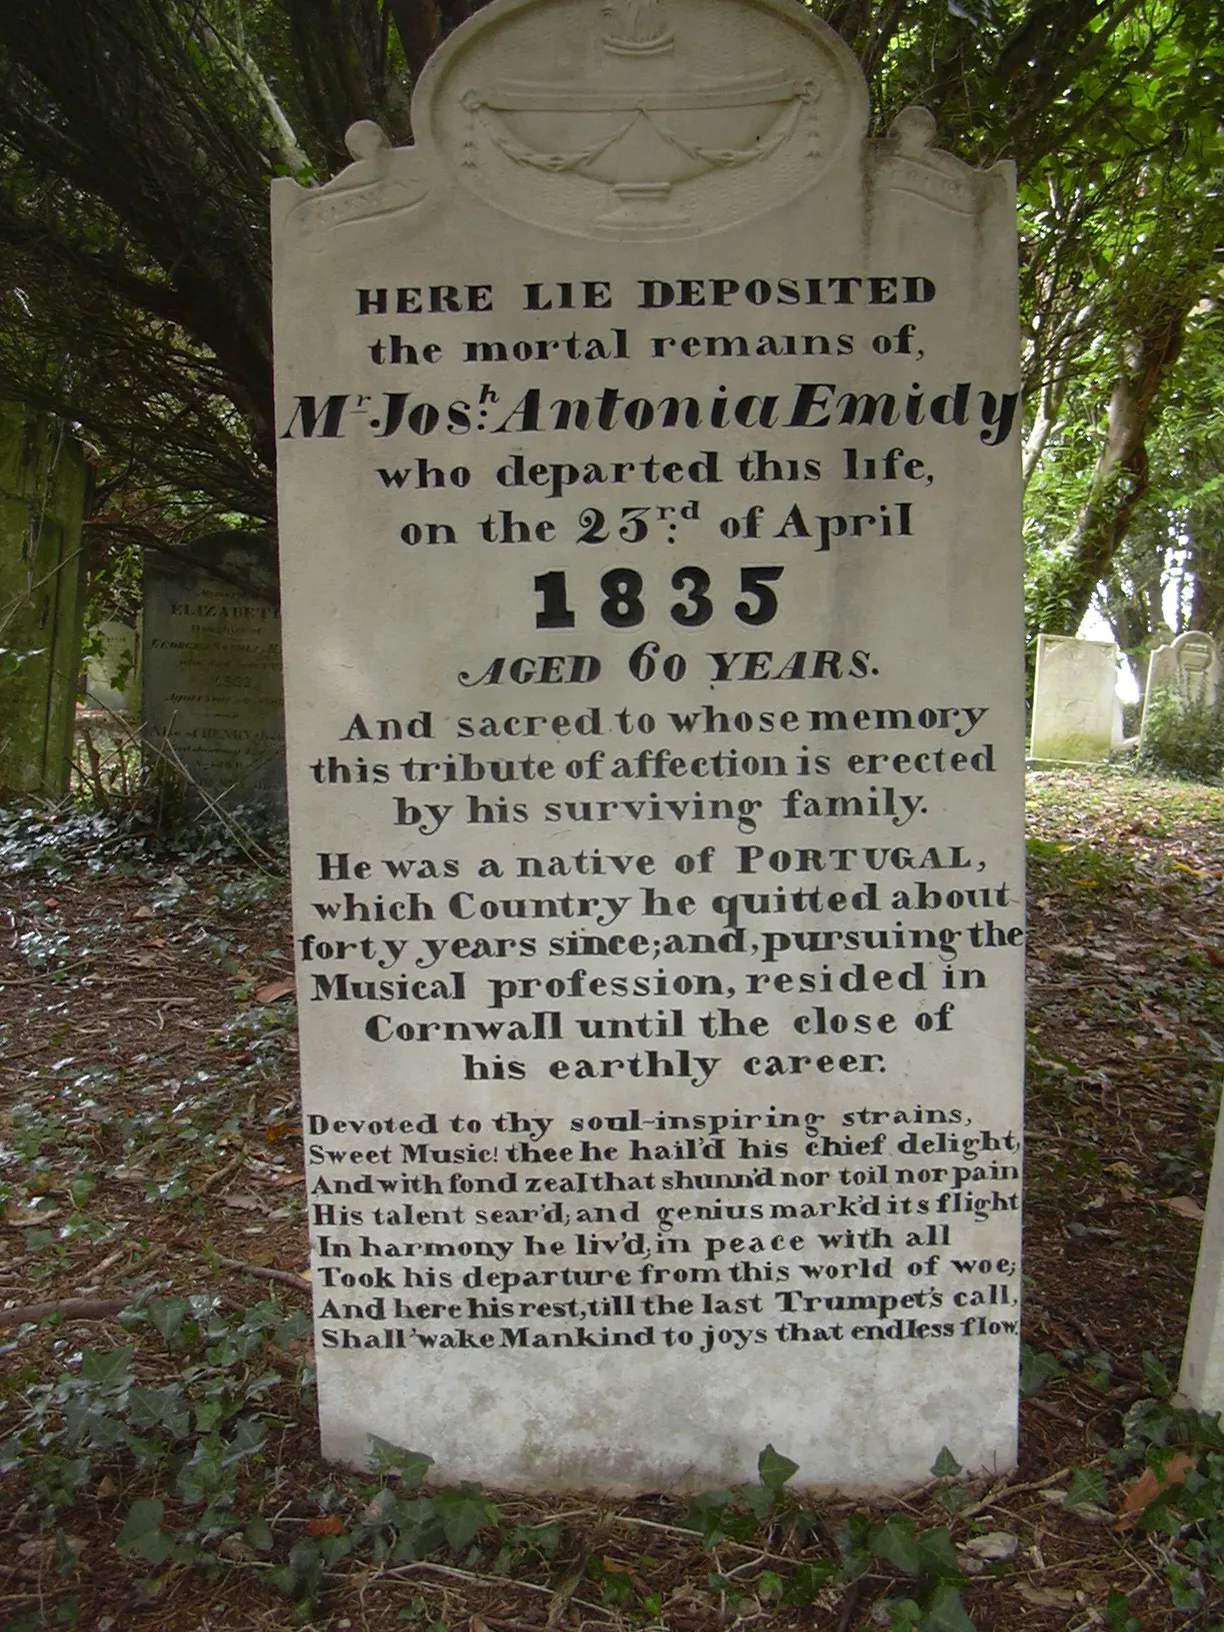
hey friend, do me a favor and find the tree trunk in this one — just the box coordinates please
[1037,309,1186,636]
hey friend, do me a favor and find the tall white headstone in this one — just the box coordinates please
[1180,1099,1224,1412]
[273,0,1025,1493]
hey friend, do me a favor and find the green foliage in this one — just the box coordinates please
[1018,1342,1067,1397]
[1137,685,1224,783]
[0,1296,306,1587]
[686,1446,980,1629]
[1111,1396,1224,1619]
[836,1511,972,1629]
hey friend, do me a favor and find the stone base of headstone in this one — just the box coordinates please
[0,402,88,797]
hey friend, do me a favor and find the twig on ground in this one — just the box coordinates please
[202,1150,246,1192]
[213,1253,310,1292]
[958,1464,1076,1519]
[0,1294,131,1329]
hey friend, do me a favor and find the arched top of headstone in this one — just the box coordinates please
[287,0,1013,243]
[1170,630,1218,672]
[411,0,869,237]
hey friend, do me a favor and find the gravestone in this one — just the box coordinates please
[141,537,286,811]
[85,619,140,715]
[1179,1099,1224,1412]
[1028,635,1118,763]
[273,0,1025,1492]
[1140,631,1221,747]
[0,401,88,796]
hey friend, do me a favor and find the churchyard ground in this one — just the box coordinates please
[0,765,1222,1631]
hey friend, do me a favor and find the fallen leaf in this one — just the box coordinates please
[262,1169,304,1187]
[1016,1585,1077,1608]
[255,978,295,1004]
[219,1534,257,1562]
[1118,1450,1198,1527]
[306,1515,346,1537]
[132,905,157,920]
[959,1531,1018,1561]
[1163,1195,1206,1221]
[222,1192,265,1212]
[109,1165,151,1184]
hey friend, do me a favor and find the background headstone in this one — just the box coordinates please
[85,618,140,715]
[141,536,285,811]
[1028,635,1118,763]
[1140,631,1221,747]
[0,401,88,796]
[274,0,1025,1493]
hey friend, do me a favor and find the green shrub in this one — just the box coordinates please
[1137,684,1224,783]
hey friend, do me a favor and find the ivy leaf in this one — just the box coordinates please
[930,1446,962,1478]
[368,1437,433,1485]
[782,1560,837,1604]
[1064,1467,1108,1509]
[916,1527,960,1579]
[145,1297,190,1344]
[116,1497,173,1565]
[741,1483,774,1520]
[758,1443,799,1493]
[884,1599,924,1630]
[872,1515,921,1575]
[921,1581,976,1632]
[1140,1351,1172,1398]
[1019,1343,1065,1397]
[80,1347,134,1387]
[245,1515,275,1552]
[433,1488,494,1552]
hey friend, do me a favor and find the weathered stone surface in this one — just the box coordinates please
[141,537,285,811]
[0,402,87,796]
[1028,636,1118,764]
[273,0,1024,1493]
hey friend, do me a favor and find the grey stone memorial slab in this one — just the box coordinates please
[273,0,1025,1492]
[1140,631,1221,748]
[141,539,286,811]
[1028,635,1118,763]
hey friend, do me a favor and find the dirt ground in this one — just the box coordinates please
[1,766,1223,1632]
